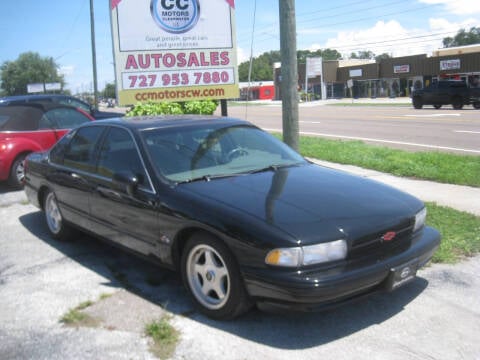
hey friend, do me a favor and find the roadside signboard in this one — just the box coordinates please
[27,83,44,93]
[45,83,62,91]
[110,0,239,105]
[440,59,461,71]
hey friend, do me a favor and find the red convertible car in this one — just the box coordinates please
[0,102,94,188]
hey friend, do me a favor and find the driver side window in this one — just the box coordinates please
[63,126,104,172]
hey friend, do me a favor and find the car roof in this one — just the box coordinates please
[88,115,252,131]
[0,102,89,131]
[0,94,90,106]
[0,101,80,112]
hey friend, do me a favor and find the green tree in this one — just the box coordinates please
[238,49,341,82]
[320,48,342,61]
[102,82,116,99]
[350,50,375,60]
[238,50,281,82]
[375,53,391,62]
[0,52,65,95]
[443,27,480,47]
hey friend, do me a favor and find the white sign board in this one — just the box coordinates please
[45,82,62,91]
[27,83,44,93]
[349,69,362,77]
[394,64,410,74]
[440,59,461,71]
[110,0,239,105]
[306,57,323,78]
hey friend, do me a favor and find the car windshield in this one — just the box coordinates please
[141,124,306,183]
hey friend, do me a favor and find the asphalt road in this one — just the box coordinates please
[1,187,480,360]
[221,103,480,155]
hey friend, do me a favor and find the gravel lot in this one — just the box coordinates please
[1,186,479,360]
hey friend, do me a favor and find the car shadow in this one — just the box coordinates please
[0,183,19,194]
[19,210,429,350]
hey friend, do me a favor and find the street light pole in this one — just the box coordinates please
[90,0,99,110]
[279,0,299,151]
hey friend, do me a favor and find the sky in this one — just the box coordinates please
[0,0,479,94]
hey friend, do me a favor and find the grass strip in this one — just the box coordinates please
[296,136,480,187]
[60,300,99,327]
[427,202,480,263]
[145,316,180,360]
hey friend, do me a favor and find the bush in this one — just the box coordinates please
[126,100,218,117]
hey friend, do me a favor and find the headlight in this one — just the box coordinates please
[413,207,427,232]
[265,239,347,267]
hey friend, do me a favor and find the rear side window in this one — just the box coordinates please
[43,107,91,129]
[63,126,105,172]
[57,97,91,113]
[0,105,43,131]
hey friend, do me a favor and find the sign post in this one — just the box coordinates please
[305,57,322,101]
[110,0,239,106]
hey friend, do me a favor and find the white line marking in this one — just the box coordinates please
[300,121,322,124]
[455,130,480,134]
[263,128,480,154]
[404,114,461,117]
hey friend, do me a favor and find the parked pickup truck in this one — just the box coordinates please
[411,80,480,110]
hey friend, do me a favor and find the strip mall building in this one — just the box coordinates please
[274,44,480,100]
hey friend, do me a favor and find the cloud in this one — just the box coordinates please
[59,65,75,76]
[418,0,480,15]
[320,17,479,58]
[236,46,249,65]
[429,17,479,32]
[324,20,421,57]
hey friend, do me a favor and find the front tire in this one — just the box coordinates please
[44,191,74,241]
[412,97,423,109]
[8,154,27,189]
[433,104,442,109]
[181,233,251,319]
[473,102,480,109]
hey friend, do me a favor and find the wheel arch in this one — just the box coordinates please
[171,227,235,271]
[37,185,52,211]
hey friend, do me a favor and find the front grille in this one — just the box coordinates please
[349,218,414,260]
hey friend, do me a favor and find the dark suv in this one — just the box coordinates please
[0,94,123,119]
[411,80,480,110]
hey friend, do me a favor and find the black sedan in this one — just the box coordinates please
[24,116,440,319]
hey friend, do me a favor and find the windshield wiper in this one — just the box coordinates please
[177,162,304,184]
[248,162,303,175]
[177,173,237,184]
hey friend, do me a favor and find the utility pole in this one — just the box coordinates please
[89,0,99,110]
[279,0,299,151]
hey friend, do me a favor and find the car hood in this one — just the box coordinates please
[179,163,423,246]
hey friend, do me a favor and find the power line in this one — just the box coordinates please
[237,0,433,43]
[56,0,88,60]
[297,0,409,26]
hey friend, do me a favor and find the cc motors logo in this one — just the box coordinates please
[150,0,200,34]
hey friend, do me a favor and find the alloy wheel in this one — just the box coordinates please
[185,244,231,310]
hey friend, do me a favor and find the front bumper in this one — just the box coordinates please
[243,226,440,312]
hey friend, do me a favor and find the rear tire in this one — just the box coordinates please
[44,190,74,241]
[433,104,442,109]
[473,102,480,109]
[451,97,463,110]
[181,232,252,319]
[8,154,27,189]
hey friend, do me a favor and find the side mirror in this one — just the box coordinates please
[112,171,140,196]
